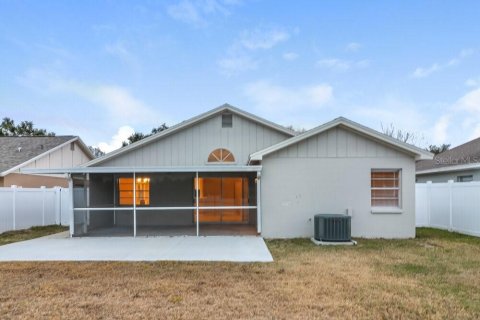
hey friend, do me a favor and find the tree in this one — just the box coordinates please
[88,146,106,158]
[426,144,450,155]
[0,117,55,136]
[381,123,423,146]
[285,125,306,134]
[122,123,169,147]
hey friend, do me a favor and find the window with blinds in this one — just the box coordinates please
[371,170,400,207]
[118,177,150,206]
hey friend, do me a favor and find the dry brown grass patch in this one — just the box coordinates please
[1,228,479,319]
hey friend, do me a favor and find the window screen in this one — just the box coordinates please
[371,170,400,207]
[457,175,473,182]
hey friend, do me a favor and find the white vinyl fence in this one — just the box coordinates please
[0,186,71,233]
[416,181,480,237]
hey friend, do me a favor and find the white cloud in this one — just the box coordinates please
[104,42,139,69]
[96,126,135,153]
[244,80,333,112]
[283,52,298,61]
[346,42,361,52]
[456,87,480,113]
[466,77,480,87]
[18,67,159,125]
[412,48,475,78]
[167,1,206,27]
[432,115,450,144]
[239,28,290,50]
[218,27,292,75]
[412,64,440,78]
[218,55,257,76]
[316,58,369,71]
[167,0,239,27]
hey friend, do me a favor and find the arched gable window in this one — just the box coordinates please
[208,148,235,163]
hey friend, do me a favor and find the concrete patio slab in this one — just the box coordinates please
[0,233,273,262]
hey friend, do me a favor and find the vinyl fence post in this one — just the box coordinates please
[11,185,17,231]
[41,186,46,226]
[448,180,454,232]
[54,186,61,225]
[426,181,432,227]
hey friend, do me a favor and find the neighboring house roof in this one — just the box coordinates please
[84,103,296,167]
[250,117,433,161]
[416,137,480,174]
[0,136,94,176]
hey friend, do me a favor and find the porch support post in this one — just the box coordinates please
[256,171,262,234]
[133,171,136,237]
[68,174,74,237]
[86,173,90,227]
[195,171,199,237]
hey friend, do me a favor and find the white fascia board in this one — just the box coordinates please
[76,137,95,160]
[21,165,263,174]
[84,104,295,167]
[1,137,80,177]
[416,163,480,175]
[250,117,434,161]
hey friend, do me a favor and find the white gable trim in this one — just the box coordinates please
[249,117,433,161]
[85,104,295,167]
[1,137,94,177]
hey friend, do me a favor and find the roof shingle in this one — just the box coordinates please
[416,137,480,171]
[0,136,76,173]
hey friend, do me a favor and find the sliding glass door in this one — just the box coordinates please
[194,177,249,224]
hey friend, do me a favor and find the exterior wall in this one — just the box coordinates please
[21,141,91,171]
[261,126,416,239]
[2,173,68,188]
[94,113,291,167]
[2,141,92,188]
[416,169,480,183]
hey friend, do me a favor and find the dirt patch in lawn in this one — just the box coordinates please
[1,228,479,319]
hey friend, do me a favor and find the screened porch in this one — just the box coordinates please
[70,167,261,237]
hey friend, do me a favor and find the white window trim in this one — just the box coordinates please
[370,169,402,213]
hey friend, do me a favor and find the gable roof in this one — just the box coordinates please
[0,136,93,176]
[85,103,296,167]
[416,137,480,174]
[249,117,433,161]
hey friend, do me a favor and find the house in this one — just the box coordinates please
[416,137,480,183]
[24,104,432,238]
[0,136,93,187]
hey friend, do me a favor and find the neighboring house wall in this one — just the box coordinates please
[416,169,480,183]
[3,141,91,187]
[21,141,90,171]
[2,173,68,187]
[261,126,416,239]
[94,114,291,167]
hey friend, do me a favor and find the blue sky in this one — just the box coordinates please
[1,1,480,152]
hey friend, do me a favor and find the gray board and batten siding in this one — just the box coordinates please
[93,113,292,167]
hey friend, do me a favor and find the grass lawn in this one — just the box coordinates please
[0,228,479,319]
[0,225,68,246]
